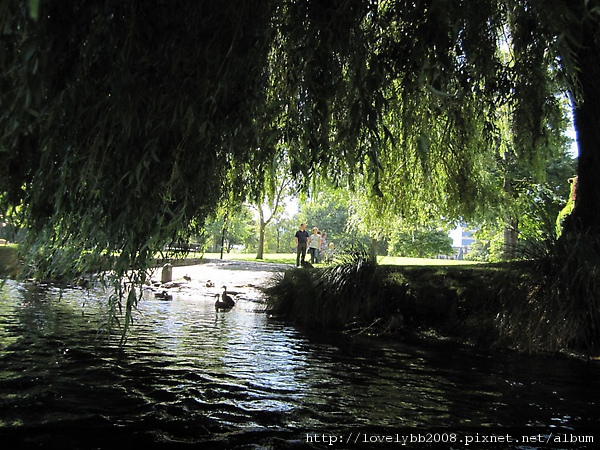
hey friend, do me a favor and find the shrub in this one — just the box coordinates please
[265,245,393,328]
[498,232,600,352]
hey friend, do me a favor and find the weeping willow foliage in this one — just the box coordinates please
[0,1,280,333]
[0,1,596,334]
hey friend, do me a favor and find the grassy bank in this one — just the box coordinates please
[264,252,491,336]
[6,242,597,356]
[201,252,296,265]
[265,246,600,356]
[200,252,481,267]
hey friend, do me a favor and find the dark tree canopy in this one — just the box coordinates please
[1,0,599,280]
[1,1,278,276]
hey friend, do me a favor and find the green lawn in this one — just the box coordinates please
[202,252,296,265]
[1,245,482,278]
[377,255,481,266]
[200,252,481,267]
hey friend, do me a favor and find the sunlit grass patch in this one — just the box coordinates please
[377,255,482,266]
[202,252,296,265]
[198,252,481,267]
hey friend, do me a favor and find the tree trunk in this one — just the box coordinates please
[276,227,281,253]
[563,13,600,236]
[502,174,518,260]
[256,206,265,259]
[369,236,378,263]
[220,213,228,259]
[220,227,226,259]
[503,220,518,260]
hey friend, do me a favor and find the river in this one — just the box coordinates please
[0,261,598,449]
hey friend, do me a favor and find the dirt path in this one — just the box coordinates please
[147,258,292,303]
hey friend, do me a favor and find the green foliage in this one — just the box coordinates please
[465,227,503,262]
[202,205,255,253]
[301,188,351,243]
[264,216,297,254]
[0,1,584,265]
[265,245,391,328]
[1,1,275,276]
[0,0,597,337]
[466,148,576,262]
[28,0,39,20]
[497,232,600,352]
[388,228,454,258]
[0,245,19,278]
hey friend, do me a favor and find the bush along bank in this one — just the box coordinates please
[264,244,600,356]
[0,245,19,278]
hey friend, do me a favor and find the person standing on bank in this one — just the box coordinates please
[319,232,327,263]
[295,223,310,267]
[307,227,322,264]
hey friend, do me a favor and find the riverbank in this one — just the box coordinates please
[0,244,19,278]
[265,250,600,358]
[3,245,598,357]
[142,255,541,355]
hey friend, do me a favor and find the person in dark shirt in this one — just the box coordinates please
[294,223,310,267]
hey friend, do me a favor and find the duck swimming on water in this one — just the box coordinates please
[215,286,235,310]
[155,290,173,301]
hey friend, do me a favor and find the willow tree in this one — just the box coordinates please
[1,0,600,278]
[0,1,279,281]
[268,0,580,258]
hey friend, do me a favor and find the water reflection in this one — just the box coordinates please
[0,280,598,448]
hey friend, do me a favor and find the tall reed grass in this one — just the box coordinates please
[265,234,600,354]
[265,246,397,329]
[497,232,600,353]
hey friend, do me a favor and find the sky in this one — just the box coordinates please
[567,124,579,157]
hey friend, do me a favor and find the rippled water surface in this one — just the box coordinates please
[0,271,599,449]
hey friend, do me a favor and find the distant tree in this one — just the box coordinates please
[264,215,297,253]
[301,188,351,246]
[253,177,292,259]
[388,228,454,259]
[2,0,599,304]
[203,206,254,255]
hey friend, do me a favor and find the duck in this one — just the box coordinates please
[155,290,173,301]
[183,274,191,282]
[215,285,235,310]
[206,280,215,288]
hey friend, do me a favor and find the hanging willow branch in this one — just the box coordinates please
[0,0,590,334]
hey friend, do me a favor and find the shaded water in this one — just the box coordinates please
[0,277,598,449]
